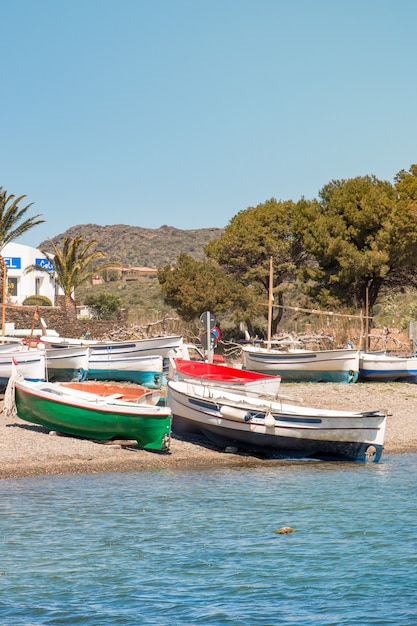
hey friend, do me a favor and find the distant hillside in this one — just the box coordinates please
[39,224,223,268]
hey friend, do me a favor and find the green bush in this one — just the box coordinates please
[84,293,121,320]
[22,295,53,306]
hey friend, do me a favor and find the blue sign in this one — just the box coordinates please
[35,258,54,271]
[4,257,21,270]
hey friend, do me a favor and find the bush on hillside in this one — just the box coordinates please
[84,293,121,320]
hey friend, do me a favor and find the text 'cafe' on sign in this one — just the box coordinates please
[4,257,54,271]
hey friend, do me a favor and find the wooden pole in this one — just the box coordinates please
[359,310,364,351]
[1,263,6,341]
[27,307,39,349]
[267,257,273,352]
[365,286,369,352]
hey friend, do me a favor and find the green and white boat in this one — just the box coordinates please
[11,379,172,451]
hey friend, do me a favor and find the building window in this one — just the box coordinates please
[8,277,18,297]
[35,277,41,295]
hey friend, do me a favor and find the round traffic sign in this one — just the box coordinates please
[200,311,216,329]
[211,326,221,341]
[200,331,217,351]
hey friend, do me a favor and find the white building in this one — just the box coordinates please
[2,242,62,305]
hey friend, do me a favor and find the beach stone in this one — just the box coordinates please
[275,526,295,534]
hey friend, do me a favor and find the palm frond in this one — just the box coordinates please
[0,190,45,249]
[25,236,120,299]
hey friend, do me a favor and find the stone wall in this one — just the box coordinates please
[3,305,129,340]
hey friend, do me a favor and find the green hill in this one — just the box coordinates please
[40,224,223,268]
[40,224,223,323]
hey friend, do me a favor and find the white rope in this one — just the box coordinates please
[4,361,22,418]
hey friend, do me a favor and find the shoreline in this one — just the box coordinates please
[1,381,417,480]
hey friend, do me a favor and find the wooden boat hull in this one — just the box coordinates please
[41,335,185,382]
[169,358,281,396]
[167,380,386,462]
[88,336,184,358]
[0,350,45,391]
[87,354,164,388]
[45,346,90,382]
[42,335,184,358]
[359,352,417,382]
[0,339,25,352]
[14,380,171,450]
[242,347,360,383]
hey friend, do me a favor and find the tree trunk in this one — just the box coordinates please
[65,294,78,320]
[270,291,284,336]
[245,318,255,339]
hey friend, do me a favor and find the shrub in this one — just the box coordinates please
[22,295,53,306]
[84,293,121,320]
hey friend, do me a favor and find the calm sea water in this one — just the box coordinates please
[1,454,417,625]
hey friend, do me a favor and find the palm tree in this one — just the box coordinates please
[26,236,119,319]
[0,187,45,302]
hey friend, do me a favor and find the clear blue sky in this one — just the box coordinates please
[2,0,417,247]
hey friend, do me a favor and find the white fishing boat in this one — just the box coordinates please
[43,345,91,382]
[241,345,360,383]
[169,357,282,396]
[0,349,45,391]
[0,337,24,351]
[359,351,417,382]
[241,258,360,383]
[87,353,164,388]
[40,333,185,358]
[0,341,90,384]
[166,380,387,462]
[39,333,186,387]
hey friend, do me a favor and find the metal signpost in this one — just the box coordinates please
[199,311,216,363]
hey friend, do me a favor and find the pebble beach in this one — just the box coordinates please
[1,381,417,480]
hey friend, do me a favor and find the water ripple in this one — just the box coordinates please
[1,455,417,624]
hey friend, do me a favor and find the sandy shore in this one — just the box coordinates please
[1,382,417,480]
